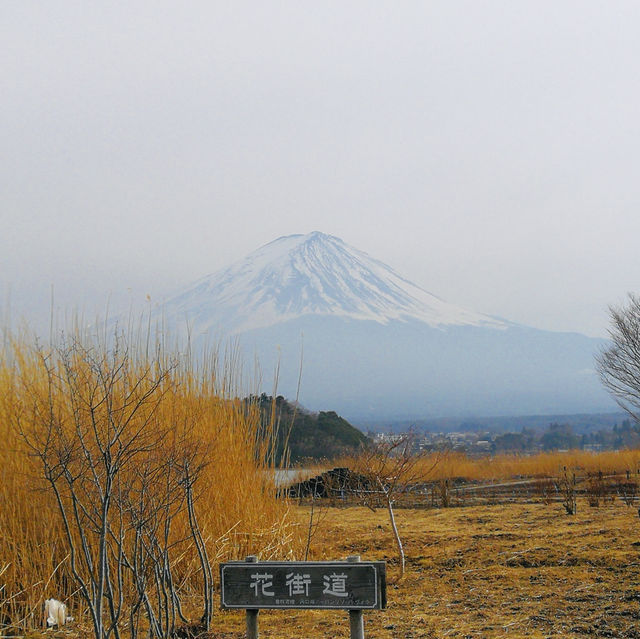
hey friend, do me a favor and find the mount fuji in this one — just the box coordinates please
[152,232,614,420]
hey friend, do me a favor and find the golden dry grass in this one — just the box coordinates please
[5,432,640,638]
[207,500,640,638]
[3,328,640,637]
[428,450,640,482]
[0,330,304,631]
[333,449,640,488]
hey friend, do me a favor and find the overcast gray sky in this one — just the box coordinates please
[2,1,640,338]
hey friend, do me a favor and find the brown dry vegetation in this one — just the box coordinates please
[2,330,640,638]
[206,501,640,639]
[334,449,640,485]
[0,330,304,633]
[428,450,640,482]
[4,442,640,638]
[10,500,640,638]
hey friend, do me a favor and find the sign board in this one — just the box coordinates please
[219,561,386,610]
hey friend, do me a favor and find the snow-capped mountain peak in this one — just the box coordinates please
[139,232,613,419]
[159,232,506,335]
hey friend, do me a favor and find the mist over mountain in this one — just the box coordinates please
[150,232,615,421]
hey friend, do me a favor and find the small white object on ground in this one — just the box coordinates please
[44,598,73,627]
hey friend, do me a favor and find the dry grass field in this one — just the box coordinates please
[3,331,640,639]
[5,482,640,638]
[202,500,640,639]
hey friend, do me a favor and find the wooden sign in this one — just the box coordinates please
[219,560,386,610]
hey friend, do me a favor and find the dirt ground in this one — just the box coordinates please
[208,500,640,638]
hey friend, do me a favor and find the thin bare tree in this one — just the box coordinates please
[596,293,640,421]
[351,435,439,582]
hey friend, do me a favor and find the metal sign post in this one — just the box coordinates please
[220,555,386,639]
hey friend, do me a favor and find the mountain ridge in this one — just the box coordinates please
[143,232,615,419]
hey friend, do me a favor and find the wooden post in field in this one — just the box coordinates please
[245,555,259,639]
[347,555,365,639]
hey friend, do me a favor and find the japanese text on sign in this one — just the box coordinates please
[220,561,386,610]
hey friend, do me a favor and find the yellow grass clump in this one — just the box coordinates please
[0,327,304,632]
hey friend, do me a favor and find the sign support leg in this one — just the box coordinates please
[347,555,365,639]
[246,609,259,639]
[245,555,259,639]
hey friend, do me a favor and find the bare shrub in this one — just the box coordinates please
[557,467,577,515]
[3,330,299,637]
[13,337,215,639]
[534,478,556,506]
[616,470,637,507]
[586,471,606,507]
[302,489,332,561]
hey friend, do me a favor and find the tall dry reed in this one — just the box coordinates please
[0,326,303,632]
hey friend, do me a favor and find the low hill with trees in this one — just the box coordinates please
[249,394,369,462]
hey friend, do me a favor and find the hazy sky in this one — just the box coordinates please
[2,1,640,338]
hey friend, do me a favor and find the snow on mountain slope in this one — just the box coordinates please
[159,232,507,335]
[141,231,614,418]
